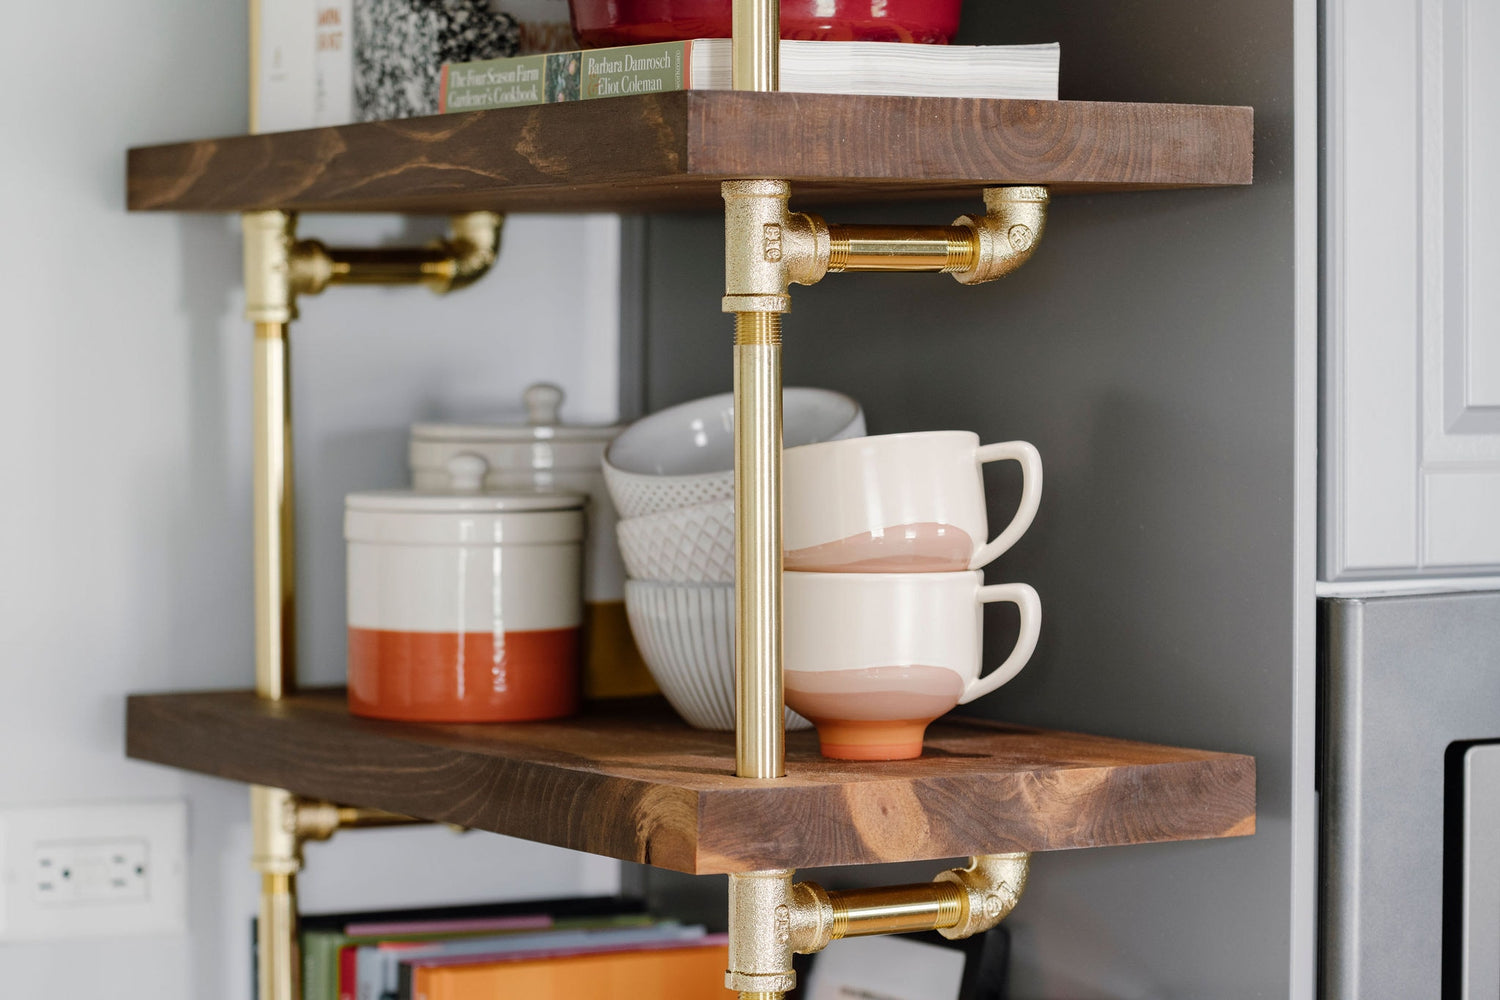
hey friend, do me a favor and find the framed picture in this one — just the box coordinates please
[796,927,1010,1000]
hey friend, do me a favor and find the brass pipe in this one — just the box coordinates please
[826,224,980,273]
[732,0,778,91]
[294,801,426,842]
[825,882,967,939]
[313,247,458,285]
[733,314,784,780]
[242,208,497,1000]
[251,786,302,1000]
[290,211,503,297]
[252,322,296,701]
[258,873,300,1000]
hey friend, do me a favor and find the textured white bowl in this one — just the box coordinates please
[624,580,812,731]
[616,501,735,583]
[604,388,865,519]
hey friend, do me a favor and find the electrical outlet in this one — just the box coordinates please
[0,801,187,940]
[34,838,151,904]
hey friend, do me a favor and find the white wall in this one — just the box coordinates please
[0,1,621,996]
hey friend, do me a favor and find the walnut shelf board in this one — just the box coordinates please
[126,689,1254,874]
[127,93,1252,214]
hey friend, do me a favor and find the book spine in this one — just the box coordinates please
[441,41,688,112]
[440,54,549,112]
[254,0,317,132]
[579,41,687,100]
[312,0,352,125]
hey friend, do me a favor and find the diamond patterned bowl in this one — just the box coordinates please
[603,388,865,519]
[616,501,734,582]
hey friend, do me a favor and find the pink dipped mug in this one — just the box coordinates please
[783,431,1041,573]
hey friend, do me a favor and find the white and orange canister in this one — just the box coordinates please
[409,383,654,699]
[344,489,586,722]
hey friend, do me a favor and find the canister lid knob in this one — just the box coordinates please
[524,383,564,426]
[446,453,489,493]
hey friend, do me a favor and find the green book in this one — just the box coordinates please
[441,43,689,111]
[438,39,1061,112]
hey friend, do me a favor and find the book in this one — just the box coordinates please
[251,0,354,132]
[301,915,552,1000]
[410,938,733,1000]
[357,922,699,1000]
[292,895,645,1000]
[252,0,572,132]
[438,39,1061,113]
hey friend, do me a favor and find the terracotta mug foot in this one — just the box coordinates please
[811,718,934,760]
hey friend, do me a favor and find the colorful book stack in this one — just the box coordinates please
[292,895,731,1000]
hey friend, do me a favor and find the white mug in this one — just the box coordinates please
[783,431,1042,573]
[783,570,1041,760]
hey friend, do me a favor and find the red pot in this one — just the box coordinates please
[567,0,962,48]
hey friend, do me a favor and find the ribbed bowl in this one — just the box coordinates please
[624,580,812,731]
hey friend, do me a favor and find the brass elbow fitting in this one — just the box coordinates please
[951,186,1049,285]
[932,852,1031,939]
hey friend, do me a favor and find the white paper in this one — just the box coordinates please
[805,935,967,1000]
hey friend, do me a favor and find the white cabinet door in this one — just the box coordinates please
[1324,0,1500,579]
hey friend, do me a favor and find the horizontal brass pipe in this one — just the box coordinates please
[826,881,967,939]
[322,247,458,286]
[826,224,979,273]
[295,800,429,842]
[334,806,427,829]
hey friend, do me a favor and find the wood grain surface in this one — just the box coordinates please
[125,689,1255,873]
[126,94,1253,214]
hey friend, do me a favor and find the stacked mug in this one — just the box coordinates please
[606,389,867,731]
[782,431,1044,760]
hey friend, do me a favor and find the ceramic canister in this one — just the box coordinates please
[344,490,586,722]
[409,384,653,698]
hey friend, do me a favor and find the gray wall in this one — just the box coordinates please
[632,2,1309,996]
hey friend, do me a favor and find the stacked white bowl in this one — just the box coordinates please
[605,388,866,731]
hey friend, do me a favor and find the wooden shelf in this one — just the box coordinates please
[126,93,1253,215]
[126,688,1254,874]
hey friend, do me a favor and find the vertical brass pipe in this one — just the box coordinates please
[729,7,782,991]
[258,872,299,999]
[734,314,784,780]
[253,321,295,700]
[732,0,778,91]
[251,785,302,1000]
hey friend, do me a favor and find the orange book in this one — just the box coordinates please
[412,940,733,1000]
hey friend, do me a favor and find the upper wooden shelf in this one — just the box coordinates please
[126,93,1253,215]
[126,688,1254,874]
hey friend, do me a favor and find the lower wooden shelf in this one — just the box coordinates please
[125,688,1254,874]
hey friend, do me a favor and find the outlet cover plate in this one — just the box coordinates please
[0,801,188,940]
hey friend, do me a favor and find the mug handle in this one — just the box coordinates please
[967,441,1043,570]
[958,582,1042,705]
